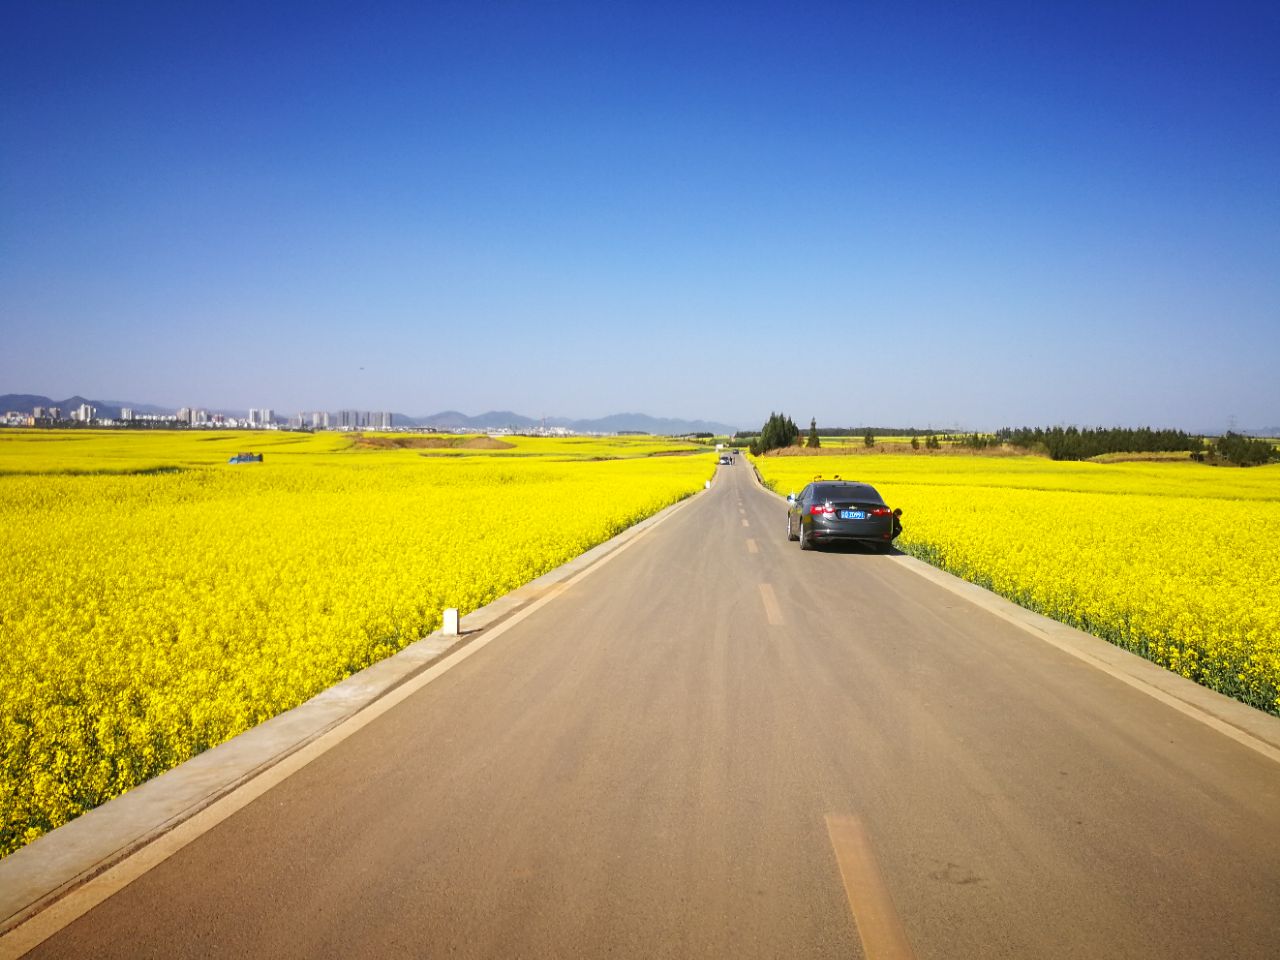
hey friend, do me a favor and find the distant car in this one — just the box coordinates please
[718,455,734,465]
[786,478,902,552]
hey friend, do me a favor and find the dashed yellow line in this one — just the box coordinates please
[758,583,782,625]
[746,539,759,554]
[825,814,917,960]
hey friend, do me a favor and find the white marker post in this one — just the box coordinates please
[442,607,460,637]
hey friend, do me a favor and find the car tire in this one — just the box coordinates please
[799,521,813,551]
[787,514,799,541]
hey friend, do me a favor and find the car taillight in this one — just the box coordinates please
[869,507,892,516]
[810,503,834,516]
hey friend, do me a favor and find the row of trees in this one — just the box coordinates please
[1206,431,1278,466]
[740,417,1277,466]
[994,425,1278,465]
[996,426,1206,461]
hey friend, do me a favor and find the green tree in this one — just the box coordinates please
[863,429,875,448]
[807,418,821,449]
[1211,431,1278,466]
[757,412,800,453]
[910,435,920,450]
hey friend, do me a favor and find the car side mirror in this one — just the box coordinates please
[786,493,796,503]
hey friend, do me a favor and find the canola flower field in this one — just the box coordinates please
[0,430,710,857]
[753,452,1280,716]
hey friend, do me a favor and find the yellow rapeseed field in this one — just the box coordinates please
[753,452,1280,715]
[0,430,710,857]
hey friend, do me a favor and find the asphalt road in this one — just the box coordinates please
[19,459,1280,959]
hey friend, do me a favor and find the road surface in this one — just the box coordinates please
[13,459,1280,958]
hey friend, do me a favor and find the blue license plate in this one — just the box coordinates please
[840,510,864,520]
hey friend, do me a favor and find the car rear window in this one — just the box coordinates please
[813,483,883,503]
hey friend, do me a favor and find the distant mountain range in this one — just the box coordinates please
[416,409,738,435]
[0,395,739,436]
[0,394,175,419]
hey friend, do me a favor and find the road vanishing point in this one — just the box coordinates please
[4,459,1280,959]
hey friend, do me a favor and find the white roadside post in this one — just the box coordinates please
[442,607,460,637]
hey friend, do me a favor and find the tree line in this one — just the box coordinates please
[1207,431,1278,466]
[995,425,1204,459]
[995,425,1276,465]
[740,415,1277,466]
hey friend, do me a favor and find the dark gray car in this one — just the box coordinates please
[786,479,902,552]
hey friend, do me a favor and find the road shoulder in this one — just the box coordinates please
[0,487,704,937]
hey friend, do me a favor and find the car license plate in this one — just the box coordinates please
[840,510,864,520]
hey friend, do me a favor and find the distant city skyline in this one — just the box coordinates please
[5,390,1278,437]
[3,3,1277,432]
[0,392,749,436]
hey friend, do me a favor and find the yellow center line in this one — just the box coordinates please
[824,814,917,960]
[758,583,782,625]
[746,539,759,554]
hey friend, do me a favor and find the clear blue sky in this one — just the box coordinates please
[3,1,1277,430]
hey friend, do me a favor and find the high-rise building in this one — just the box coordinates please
[120,407,134,421]
[71,403,96,423]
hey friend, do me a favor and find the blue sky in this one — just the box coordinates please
[2,1,1277,430]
